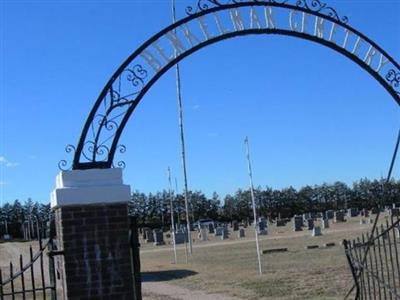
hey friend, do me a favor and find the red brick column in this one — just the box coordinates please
[51,168,136,299]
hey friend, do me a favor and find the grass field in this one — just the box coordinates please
[0,214,391,299]
[140,215,388,300]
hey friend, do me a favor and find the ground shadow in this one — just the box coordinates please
[141,269,198,282]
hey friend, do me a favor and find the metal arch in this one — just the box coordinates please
[66,0,400,170]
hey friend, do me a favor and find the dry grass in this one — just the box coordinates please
[140,215,388,300]
[0,214,390,299]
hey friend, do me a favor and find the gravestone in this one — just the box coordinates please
[153,229,165,246]
[144,228,152,240]
[232,220,239,231]
[276,219,286,227]
[199,227,208,241]
[258,221,268,235]
[348,208,359,217]
[325,210,334,219]
[390,208,400,216]
[321,218,329,229]
[307,219,314,230]
[174,230,186,244]
[361,209,369,217]
[146,230,155,243]
[141,227,149,239]
[221,227,229,240]
[293,215,303,231]
[303,212,312,221]
[312,226,322,236]
[238,228,245,238]
[208,223,215,234]
[360,219,367,225]
[371,207,379,214]
[215,226,223,236]
[334,211,346,222]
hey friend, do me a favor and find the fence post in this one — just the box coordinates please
[48,239,57,300]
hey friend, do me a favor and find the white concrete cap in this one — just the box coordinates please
[51,168,131,208]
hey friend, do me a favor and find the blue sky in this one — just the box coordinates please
[1,0,400,204]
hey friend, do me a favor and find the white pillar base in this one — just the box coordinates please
[51,168,131,208]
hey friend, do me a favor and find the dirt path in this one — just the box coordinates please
[142,281,241,300]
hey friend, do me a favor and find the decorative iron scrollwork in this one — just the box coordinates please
[58,145,76,171]
[185,0,348,24]
[67,0,397,171]
[295,0,348,24]
[386,69,400,93]
[112,145,127,169]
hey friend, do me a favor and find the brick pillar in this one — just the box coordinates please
[51,168,136,299]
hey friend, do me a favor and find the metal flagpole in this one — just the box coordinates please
[176,177,189,264]
[175,177,181,227]
[244,136,263,275]
[167,167,178,264]
[172,0,193,255]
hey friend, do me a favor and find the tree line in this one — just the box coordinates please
[0,198,50,239]
[1,178,400,235]
[130,178,400,228]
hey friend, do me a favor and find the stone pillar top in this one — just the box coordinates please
[51,168,131,208]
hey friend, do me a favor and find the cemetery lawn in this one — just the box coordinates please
[0,215,387,299]
[140,216,386,300]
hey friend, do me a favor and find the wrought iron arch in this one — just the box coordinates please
[60,0,400,170]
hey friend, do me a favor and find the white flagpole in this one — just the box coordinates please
[176,177,189,264]
[167,167,178,264]
[172,0,193,255]
[244,136,263,275]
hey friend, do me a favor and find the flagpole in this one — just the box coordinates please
[244,136,263,275]
[167,167,178,264]
[172,0,193,255]
[176,177,189,264]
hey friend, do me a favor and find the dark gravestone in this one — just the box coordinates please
[321,218,329,229]
[307,219,314,230]
[334,211,346,222]
[174,230,186,244]
[153,229,165,246]
[276,219,286,227]
[361,208,369,217]
[348,208,359,217]
[258,221,267,235]
[232,220,239,231]
[390,208,400,216]
[325,210,334,220]
[146,229,154,243]
[208,223,215,234]
[371,207,379,214]
[293,216,303,231]
[238,228,245,238]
